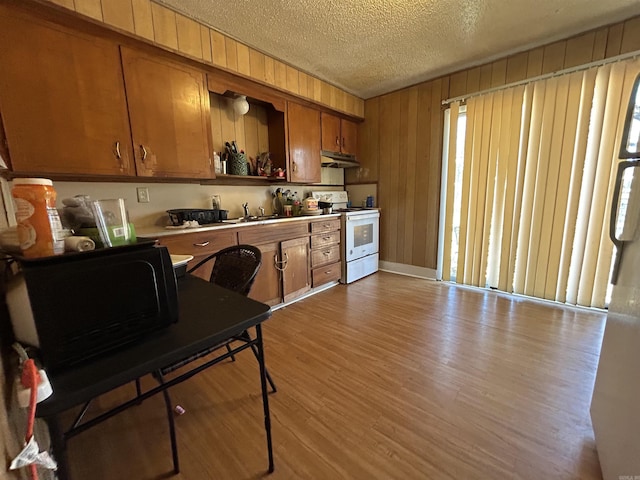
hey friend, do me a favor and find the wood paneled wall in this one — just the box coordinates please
[209,94,270,160]
[356,14,640,271]
[44,0,364,118]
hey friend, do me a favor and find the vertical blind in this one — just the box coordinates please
[442,58,640,308]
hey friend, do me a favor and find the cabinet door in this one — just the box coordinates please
[287,102,321,183]
[121,46,213,179]
[0,8,133,176]
[282,236,311,303]
[249,241,283,306]
[340,119,358,156]
[321,112,341,153]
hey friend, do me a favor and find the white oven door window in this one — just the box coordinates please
[354,224,372,247]
[346,214,379,261]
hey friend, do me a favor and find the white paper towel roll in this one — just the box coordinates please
[64,236,95,252]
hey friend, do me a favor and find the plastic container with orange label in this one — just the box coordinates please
[12,178,64,258]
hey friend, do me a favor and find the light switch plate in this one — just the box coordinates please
[136,187,150,203]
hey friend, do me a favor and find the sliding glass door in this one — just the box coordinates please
[440,58,640,308]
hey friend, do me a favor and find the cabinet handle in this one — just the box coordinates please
[274,253,289,271]
[323,251,331,256]
[292,161,297,173]
[335,136,340,147]
[342,137,346,148]
[140,144,148,161]
[322,236,331,240]
[193,241,210,247]
[114,141,122,160]
[324,270,332,274]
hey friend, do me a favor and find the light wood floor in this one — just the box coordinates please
[64,272,606,479]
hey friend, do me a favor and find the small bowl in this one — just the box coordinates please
[170,254,194,278]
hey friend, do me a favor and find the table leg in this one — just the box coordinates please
[255,324,274,473]
[155,371,180,474]
[45,415,70,480]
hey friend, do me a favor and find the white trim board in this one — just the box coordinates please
[379,261,437,280]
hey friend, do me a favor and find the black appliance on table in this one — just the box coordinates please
[6,241,178,373]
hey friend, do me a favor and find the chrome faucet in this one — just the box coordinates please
[258,206,265,217]
[242,202,250,218]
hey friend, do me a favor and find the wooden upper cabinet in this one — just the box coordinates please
[321,112,358,156]
[121,46,213,179]
[287,102,321,183]
[321,113,341,152]
[0,7,134,176]
[340,119,358,155]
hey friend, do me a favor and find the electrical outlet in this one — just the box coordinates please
[136,187,150,203]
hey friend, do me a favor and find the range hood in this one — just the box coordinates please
[320,150,360,168]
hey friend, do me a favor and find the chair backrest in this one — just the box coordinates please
[187,244,262,296]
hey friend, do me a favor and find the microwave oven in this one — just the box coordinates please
[6,244,178,372]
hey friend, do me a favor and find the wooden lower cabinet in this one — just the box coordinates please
[310,218,341,287]
[239,221,311,306]
[157,218,334,306]
[281,236,311,303]
[249,241,283,306]
[156,229,237,281]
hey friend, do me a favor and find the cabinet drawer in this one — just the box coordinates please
[311,244,340,268]
[239,222,309,245]
[311,231,340,249]
[310,218,340,234]
[157,230,237,256]
[312,262,341,286]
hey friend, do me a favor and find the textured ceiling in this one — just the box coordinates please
[156,0,640,99]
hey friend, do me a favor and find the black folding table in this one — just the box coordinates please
[36,274,273,480]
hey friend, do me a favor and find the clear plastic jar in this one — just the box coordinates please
[12,178,64,258]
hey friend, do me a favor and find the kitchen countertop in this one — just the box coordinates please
[136,213,342,238]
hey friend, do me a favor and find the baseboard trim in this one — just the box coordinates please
[379,261,437,280]
[272,281,340,311]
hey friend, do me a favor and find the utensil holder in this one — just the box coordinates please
[228,153,248,176]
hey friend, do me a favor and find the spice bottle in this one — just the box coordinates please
[12,178,64,258]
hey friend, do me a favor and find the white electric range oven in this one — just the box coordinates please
[311,191,380,284]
